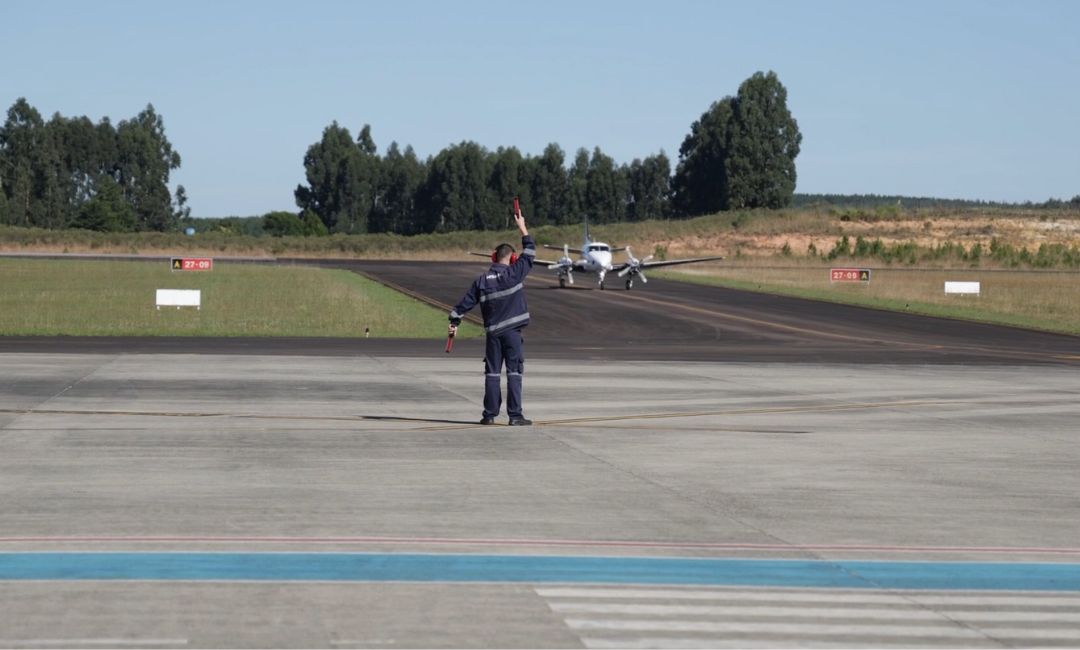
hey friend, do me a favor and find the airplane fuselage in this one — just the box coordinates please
[578,243,613,274]
[553,240,615,288]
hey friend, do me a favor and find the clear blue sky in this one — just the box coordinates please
[3,0,1078,216]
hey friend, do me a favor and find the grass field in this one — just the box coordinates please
[661,262,1080,336]
[3,207,1078,267]
[0,258,476,338]
[3,207,1078,339]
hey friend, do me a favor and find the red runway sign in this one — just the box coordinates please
[171,257,213,271]
[830,267,871,282]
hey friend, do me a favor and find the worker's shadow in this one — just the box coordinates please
[359,415,485,426]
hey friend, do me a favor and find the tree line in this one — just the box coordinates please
[0,70,802,235]
[287,132,674,236]
[290,70,802,236]
[0,98,188,232]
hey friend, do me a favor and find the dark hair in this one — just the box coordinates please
[494,243,516,262]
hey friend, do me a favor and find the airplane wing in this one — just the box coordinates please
[467,251,560,266]
[544,244,625,253]
[609,255,725,273]
[543,244,582,254]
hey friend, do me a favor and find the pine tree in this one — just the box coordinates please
[672,71,801,214]
[585,147,628,224]
[372,142,426,234]
[628,152,672,220]
[726,71,802,209]
[295,122,366,233]
[489,147,527,229]
[417,141,493,232]
[0,182,8,223]
[115,104,183,231]
[72,176,136,232]
[564,148,590,225]
[529,143,567,226]
[673,96,735,216]
[0,99,45,227]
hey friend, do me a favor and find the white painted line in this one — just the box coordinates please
[7,535,1080,557]
[939,610,1080,623]
[565,617,982,637]
[564,618,1080,640]
[914,593,1080,607]
[536,587,1080,607]
[0,640,187,647]
[540,587,911,603]
[569,619,1080,642]
[550,601,1080,622]
[581,638,990,649]
[963,628,1080,641]
[550,602,945,619]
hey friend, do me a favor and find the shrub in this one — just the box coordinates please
[826,235,851,260]
[264,211,305,237]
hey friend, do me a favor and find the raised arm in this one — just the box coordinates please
[508,211,535,282]
[514,210,528,237]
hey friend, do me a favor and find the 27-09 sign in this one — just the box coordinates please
[830,267,871,282]
[171,257,213,271]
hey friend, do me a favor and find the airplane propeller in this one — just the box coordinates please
[548,243,574,287]
[617,246,654,284]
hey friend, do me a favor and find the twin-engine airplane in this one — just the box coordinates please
[472,216,724,290]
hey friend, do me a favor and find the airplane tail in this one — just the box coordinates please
[583,213,591,247]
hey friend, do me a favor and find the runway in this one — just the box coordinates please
[6,258,1075,364]
[297,259,1080,365]
[2,258,1080,647]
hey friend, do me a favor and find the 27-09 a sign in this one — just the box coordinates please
[171,257,213,271]
[830,267,870,282]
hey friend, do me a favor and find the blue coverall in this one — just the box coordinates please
[449,235,536,420]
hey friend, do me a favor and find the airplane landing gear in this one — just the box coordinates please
[559,276,566,288]
[625,278,633,290]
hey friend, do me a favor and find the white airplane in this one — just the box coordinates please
[473,216,724,290]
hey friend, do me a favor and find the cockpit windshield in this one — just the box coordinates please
[587,244,610,253]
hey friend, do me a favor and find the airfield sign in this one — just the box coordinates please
[171,257,213,271]
[830,267,871,282]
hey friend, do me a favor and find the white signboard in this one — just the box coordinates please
[944,281,980,296]
[156,289,201,309]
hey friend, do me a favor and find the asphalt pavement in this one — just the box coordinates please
[3,259,1077,365]
[2,258,1079,648]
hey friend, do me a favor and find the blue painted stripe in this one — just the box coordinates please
[1,553,1079,591]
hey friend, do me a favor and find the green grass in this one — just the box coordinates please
[659,265,1080,336]
[0,258,480,338]
[3,206,1079,267]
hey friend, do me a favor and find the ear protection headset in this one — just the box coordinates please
[491,244,518,265]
